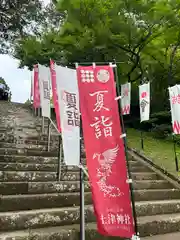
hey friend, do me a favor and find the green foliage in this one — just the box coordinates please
[0,0,45,54]
[12,0,180,111]
[0,77,10,91]
[151,124,172,139]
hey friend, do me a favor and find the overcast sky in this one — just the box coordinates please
[0,0,50,103]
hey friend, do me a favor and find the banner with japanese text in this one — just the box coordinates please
[50,60,61,132]
[121,83,131,115]
[38,64,51,118]
[56,65,80,166]
[139,82,150,122]
[33,64,41,109]
[77,65,135,238]
[169,85,180,134]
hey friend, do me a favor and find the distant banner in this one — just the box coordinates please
[169,85,180,134]
[38,64,51,118]
[50,60,61,132]
[33,65,40,109]
[77,65,135,238]
[56,65,80,166]
[139,82,150,122]
[121,83,131,115]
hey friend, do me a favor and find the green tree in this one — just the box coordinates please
[0,0,48,54]
[13,0,180,111]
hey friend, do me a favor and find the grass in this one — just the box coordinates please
[126,128,180,178]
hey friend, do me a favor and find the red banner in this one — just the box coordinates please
[33,64,40,109]
[77,65,135,238]
[50,60,61,132]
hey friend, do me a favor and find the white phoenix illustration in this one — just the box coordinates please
[93,145,124,198]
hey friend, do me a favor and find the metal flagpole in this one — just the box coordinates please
[57,135,62,181]
[140,78,144,150]
[172,134,179,171]
[42,117,45,134]
[113,60,139,237]
[140,131,144,150]
[79,117,85,240]
[75,63,85,240]
[47,118,51,152]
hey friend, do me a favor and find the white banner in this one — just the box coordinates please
[38,64,51,118]
[139,82,150,122]
[56,65,80,166]
[169,85,180,134]
[121,82,131,115]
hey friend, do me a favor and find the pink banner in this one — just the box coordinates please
[50,60,61,132]
[33,65,40,108]
[77,65,135,238]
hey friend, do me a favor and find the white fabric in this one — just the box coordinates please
[139,82,150,122]
[38,64,51,118]
[169,85,180,134]
[121,82,131,115]
[56,65,80,166]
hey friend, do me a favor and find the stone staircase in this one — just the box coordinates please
[0,102,180,239]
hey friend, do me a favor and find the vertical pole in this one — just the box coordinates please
[173,134,179,171]
[57,135,62,181]
[42,117,45,134]
[113,60,139,236]
[80,118,85,240]
[47,119,51,152]
[140,131,144,150]
[75,62,85,240]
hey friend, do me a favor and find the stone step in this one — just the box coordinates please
[129,166,152,172]
[1,212,180,239]
[0,171,162,182]
[1,200,180,232]
[143,232,180,240]
[0,154,138,167]
[0,148,58,157]
[0,180,171,195]
[1,189,180,212]
[0,181,90,195]
[0,161,151,173]
[0,155,58,164]
[0,192,91,212]
[0,142,50,150]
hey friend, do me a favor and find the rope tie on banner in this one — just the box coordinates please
[126,179,133,184]
[120,133,126,139]
[115,96,121,101]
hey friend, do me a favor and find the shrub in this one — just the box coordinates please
[151,111,171,125]
[151,124,172,139]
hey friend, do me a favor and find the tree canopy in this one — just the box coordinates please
[12,0,180,111]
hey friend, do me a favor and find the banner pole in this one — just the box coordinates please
[80,118,85,240]
[172,134,179,171]
[57,136,62,181]
[42,116,45,134]
[76,62,85,240]
[140,130,144,150]
[113,60,139,237]
[80,128,85,240]
[47,118,51,152]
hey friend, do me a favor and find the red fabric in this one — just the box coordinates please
[50,60,61,132]
[33,65,40,108]
[77,65,135,238]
